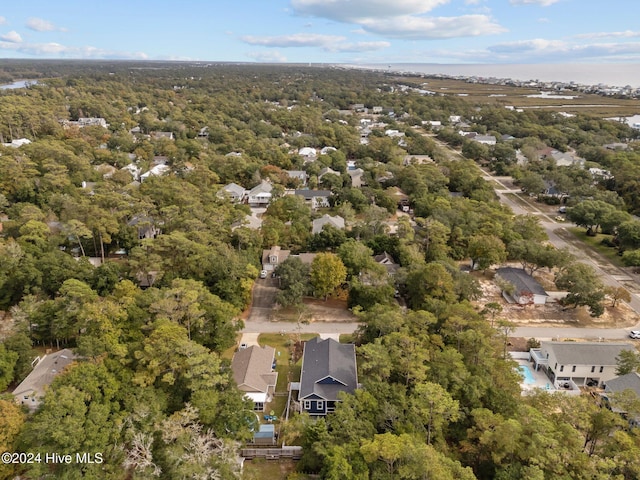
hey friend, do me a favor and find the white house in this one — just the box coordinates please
[1,138,31,148]
[320,146,337,155]
[247,181,273,206]
[298,147,317,157]
[529,342,634,388]
[140,164,170,182]
[218,183,246,203]
[294,190,331,210]
[473,135,497,146]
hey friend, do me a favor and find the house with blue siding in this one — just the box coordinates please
[298,337,358,416]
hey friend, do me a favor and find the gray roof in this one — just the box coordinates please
[248,181,273,195]
[231,345,277,394]
[496,267,547,296]
[312,215,345,234]
[13,349,77,404]
[299,337,357,402]
[294,189,332,200]
[605,372,640,396]
[543,341,634,366]
[220,182,246,197]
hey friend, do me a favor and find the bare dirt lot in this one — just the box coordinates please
[270,297,357,323]
[474,269,640,329]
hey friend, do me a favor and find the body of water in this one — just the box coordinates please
[0,80,38,90]
[347,63,640,89]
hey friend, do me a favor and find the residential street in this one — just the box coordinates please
[241,136,640,341]
[430,134,640,326]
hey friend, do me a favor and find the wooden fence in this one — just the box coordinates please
[241,446,303,460]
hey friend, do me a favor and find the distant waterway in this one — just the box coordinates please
[345,63,640,89]
[0,79,38,90]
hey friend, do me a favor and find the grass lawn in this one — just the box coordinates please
[242,459,306,480]
[568,227,624,267]
[260,333,317,423]
[221,333,243,361]
[339,333,356,343]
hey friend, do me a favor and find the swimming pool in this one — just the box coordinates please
[518,364,536,385]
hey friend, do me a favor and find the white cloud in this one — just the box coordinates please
[333,41,391,52]
[242,33,344,48]
[509,0,561,5]
[538,17,550,23]
[291,0,449,22]
[247,50,288,63]
[487,38,640,62]
[0,16,7,25]
[361,15,506,39]
[290,0,505,40]
[1,31,22,43]
[0,40,148,59]
[241,33,389,52]
[575,30,640,40]
[26,17,66,32]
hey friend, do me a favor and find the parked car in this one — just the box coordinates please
[629,331,640,339]
[260,270,268,279]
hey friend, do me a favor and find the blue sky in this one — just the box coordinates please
[0,0,638,64]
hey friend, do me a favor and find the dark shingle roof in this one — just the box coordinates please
[605,372,640,396]
[294,189,332,200]
[299,337,357,401]
[496,267,547,296]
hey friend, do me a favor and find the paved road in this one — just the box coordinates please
[239,134,640,340]
[488,173,640,316]
[242,320,360,335]
[514,326,636,341]
[247,277,279,322]
[430,134,640,330]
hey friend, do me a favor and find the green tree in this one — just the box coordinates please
[616,349,640,375]
[274,257,310,307]
[0,344,18,391]
[467,234,507,271]
[310,253,347,300]
[411,382,460,445]
[555,263,605,316]
[0,399,26,480]
[405,263,456,312]
[566,200,618,235]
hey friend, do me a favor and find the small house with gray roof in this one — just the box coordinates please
[495,267,548,305]
[298,337,358,416]
[13,349,78,411]
[218,183,246,203]
[231,345,278,412]
[312,214,345,235]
